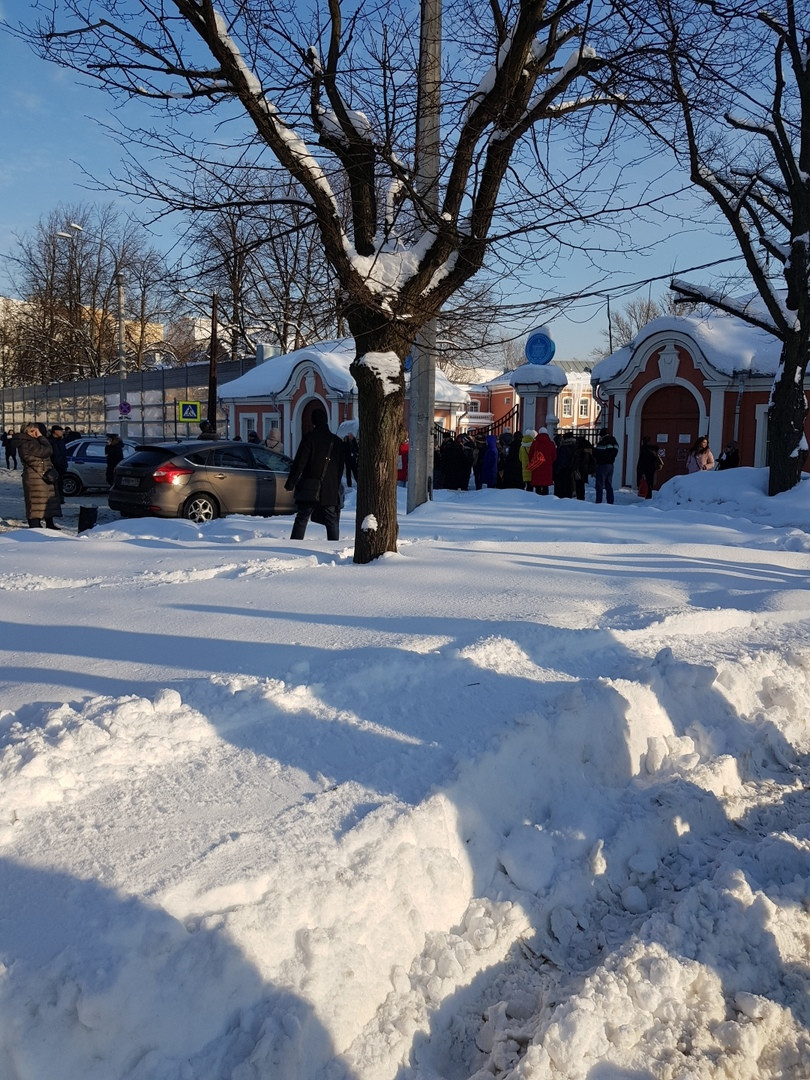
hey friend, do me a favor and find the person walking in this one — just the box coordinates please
[18,422,62,529]
[2,429,18,469]
[593,428,620,504]
[636,436,663,498]
[284,407,345,541]
[686,435,714,473]
[343,431,359,488]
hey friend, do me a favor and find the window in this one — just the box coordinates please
[468,400,480,412]
[579,399,591,418]
[562,398,573,418]
[250,446,292,472]
[210,446,253,468]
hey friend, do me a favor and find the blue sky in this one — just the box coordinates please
[0,12,745,363]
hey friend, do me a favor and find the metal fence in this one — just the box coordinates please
[0,359,254,440]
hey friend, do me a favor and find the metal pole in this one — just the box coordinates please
[208,293,219,431]
[407,0,441,513]
[116,273,127,438]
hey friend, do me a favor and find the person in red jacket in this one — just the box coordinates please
[528,427,557,495]
[397,434,409,484]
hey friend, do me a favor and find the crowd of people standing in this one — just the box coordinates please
[433,426,626,502]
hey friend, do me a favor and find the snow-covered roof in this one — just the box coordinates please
[591,311,783,384]
[507,362,568,389]
[219,338,469,405]
[219,340,356,399]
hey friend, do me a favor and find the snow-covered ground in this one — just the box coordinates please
[0,465,809,1080]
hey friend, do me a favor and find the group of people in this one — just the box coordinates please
[518,428,621,503]
[7,422,127,528]
[685,435,740,474]
[434,427,622,503]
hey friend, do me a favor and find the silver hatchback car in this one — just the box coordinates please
[108,440,296,522]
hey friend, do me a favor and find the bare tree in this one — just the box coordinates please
[183,178,340,357]
[621,0,810,495]
[7,205,180,380]
[18,0,638,561]
[588,291,694,358]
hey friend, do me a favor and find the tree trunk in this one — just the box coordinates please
[768,330,809,495]
[348,322,411,564]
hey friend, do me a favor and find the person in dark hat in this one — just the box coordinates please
[48,425,69,496]
[284,408,345,540]
[105,433,125,486]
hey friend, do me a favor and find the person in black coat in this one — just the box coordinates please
[2,429,18,469]
[439,433,472,490]
[105,433,125,486]
[716,441,740,470]
[343,432,359,488]
[285,407,345,540]
[636,436,663,498]
[503,430,525,488]
[553,433,577,499]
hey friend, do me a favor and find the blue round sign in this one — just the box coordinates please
[525,329,556,365]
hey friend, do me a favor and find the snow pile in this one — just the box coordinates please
[0,467,808,1079]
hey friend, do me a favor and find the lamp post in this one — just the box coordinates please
[56,223,127,436]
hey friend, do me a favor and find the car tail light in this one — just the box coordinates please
[153,463,193,485]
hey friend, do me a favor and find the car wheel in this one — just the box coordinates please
[182,493,219,522]
[61,474,82,497]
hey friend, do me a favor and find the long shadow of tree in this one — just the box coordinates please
[0,859,350,1079]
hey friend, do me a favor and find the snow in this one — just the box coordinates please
[509,361,568,388]
[354,351,402,396]
[591,310,785,383]
[219,338,468,406]
[1,465,810,1079]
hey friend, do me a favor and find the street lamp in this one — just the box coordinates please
[56,223,128,437]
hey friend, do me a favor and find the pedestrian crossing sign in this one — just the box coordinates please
[178,401,202,423]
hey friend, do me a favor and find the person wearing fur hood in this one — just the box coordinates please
[528,427,557,495]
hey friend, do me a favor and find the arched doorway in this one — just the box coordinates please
[299,398,327,437]
[640,385,700,484]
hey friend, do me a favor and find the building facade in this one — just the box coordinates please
[590,311,810,487]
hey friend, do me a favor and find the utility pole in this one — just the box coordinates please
[208,292,219,431]
[116,272,127,438]
[407,0,441,513]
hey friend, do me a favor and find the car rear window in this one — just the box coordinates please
[124,447,178,468]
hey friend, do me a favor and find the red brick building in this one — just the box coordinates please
[590,312,810,487]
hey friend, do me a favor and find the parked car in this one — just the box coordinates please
[62,436,140,496]
[108,440,296,522]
